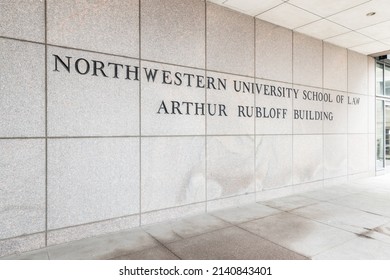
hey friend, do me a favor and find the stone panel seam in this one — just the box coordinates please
[44,0,48,247]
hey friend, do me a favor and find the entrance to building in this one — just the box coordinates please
[386,104,390,170]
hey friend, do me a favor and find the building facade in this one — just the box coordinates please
[0,0,376,257]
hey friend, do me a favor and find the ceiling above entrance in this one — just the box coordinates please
[208,0,390,56]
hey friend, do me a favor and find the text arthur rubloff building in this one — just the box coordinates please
[0,0,376,257]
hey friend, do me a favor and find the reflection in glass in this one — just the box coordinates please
[377,63,384,96]
[386,65,390,96]
[377,100,384,169]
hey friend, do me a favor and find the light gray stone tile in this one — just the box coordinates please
[368,96,375,134]
[324,134,348,179]
[293,32,322,88]
[368,57,375,96]
[300,187,353,202]
[293,85,323,134]
[207,136,255,200]
[324,176,348,187]
[348,50,368,95]
[348,93,368,133]
[207,73,254,135]
[291,202,390,234]
[207,193,256,212]
[240,212,355,257]
[0,0,44,42]
[256,80,293,134]
[112,245,179,260]
[166,226,307,260]
[368,133,375,173]
[348,134,369,175]
[141,61,205,135]
[256,135,293,190]
[0,233,45,258]
[293,135,323,184]
[141,137,206,212]
[0,139,45,239]
[323,43,347,92]
[141,0,205,68]
[47,47,139,136]
[47,138,140,229]
[207,3,254,76]
[0,38,45,137]
[293,181,323,194]
[256,185,295,202]
[211,203,280,224]
[141,203,205,225]
[48,229,158,260]
[143,214,229,243]
[256,20,292,83]
[47,0,139,57]
[261,195,319,212]
[47,215,139,246]
[323,90,347,134]
[313,237,390,260]
[1,248,49,260]
[330,193,390,217]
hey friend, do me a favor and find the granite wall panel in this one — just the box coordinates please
[0,1,376,256]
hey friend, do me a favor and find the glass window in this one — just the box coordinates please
[377,100,385,169]
[377,63,384,96]
[386,65,390,97]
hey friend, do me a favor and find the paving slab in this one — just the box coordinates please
[210,203,280,224]
[240,212,356,257]
[166,226,308,260]
[143,213,230,244]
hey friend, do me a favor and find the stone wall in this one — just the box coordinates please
[0,0,376,257]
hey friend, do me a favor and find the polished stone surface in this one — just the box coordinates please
[262,195,318,212]
[256,135,293,190]
[4,174,390,260]
[141,0,205,68]
[256,80,293,135]
[166,226,307,260]
[323,43,347,92]
[323,90,347,134]
[0,0,44,42]
[141,203,205,225]
[47,0,139,57]
[0,140,45,239]
[48,230,158,260]
[323,134,348,179]
[0,39,45,137]
[143,213,229,243]
[348,93,368,134]
[293,33,322,88]
[293,135,323,184]
[348,50,368,95]
[141,61,205,136]
[291,202,389,234]
[141,137,206,212]
[240,212,355,257]
[207,3,254,76]
[0,233,45,258]
[210,203,280,224]
[293,85,323,134]
[47,138,140,229]
[207,72,254,135]
[47,215,139,246]
[47,47,139,137]
[111,246,179,260]
[348,134,369,175]
[256,20,292,83]
[207,136,255,200]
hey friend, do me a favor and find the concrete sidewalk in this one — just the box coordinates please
[3,174,390,260]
